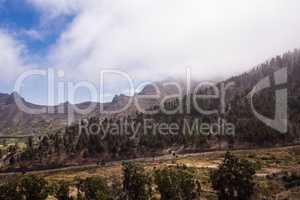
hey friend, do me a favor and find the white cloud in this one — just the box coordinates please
[27,0,83,18]
[28,0,300,84]
[0,30,28,82]
[22,29,43,41]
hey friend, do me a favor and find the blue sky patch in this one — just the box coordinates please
[0,0,74,56]
[0,0,40,29]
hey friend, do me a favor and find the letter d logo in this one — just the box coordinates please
[249,68,288,133]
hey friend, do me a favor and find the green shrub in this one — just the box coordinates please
[52,181,72,200]
[82,177,109,200]
[0,181,22,200]
[154,165,201,200]
[122,161,152,200]
[282,173,300,189]
[211,152,256,200]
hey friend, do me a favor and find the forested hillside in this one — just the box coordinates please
[2,49,300,170]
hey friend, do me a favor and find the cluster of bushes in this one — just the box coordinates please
[0,152,256,200]
[0,175,49,200]
[282,172,300,189]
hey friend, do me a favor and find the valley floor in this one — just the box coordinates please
[1,145,299,199]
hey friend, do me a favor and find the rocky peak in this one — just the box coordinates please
[5,92,24,105]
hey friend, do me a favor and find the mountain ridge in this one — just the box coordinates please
[1,49,300,136]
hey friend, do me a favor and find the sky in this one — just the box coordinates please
[0,0,300,105]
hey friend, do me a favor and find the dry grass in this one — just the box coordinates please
[7,145,300,200]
